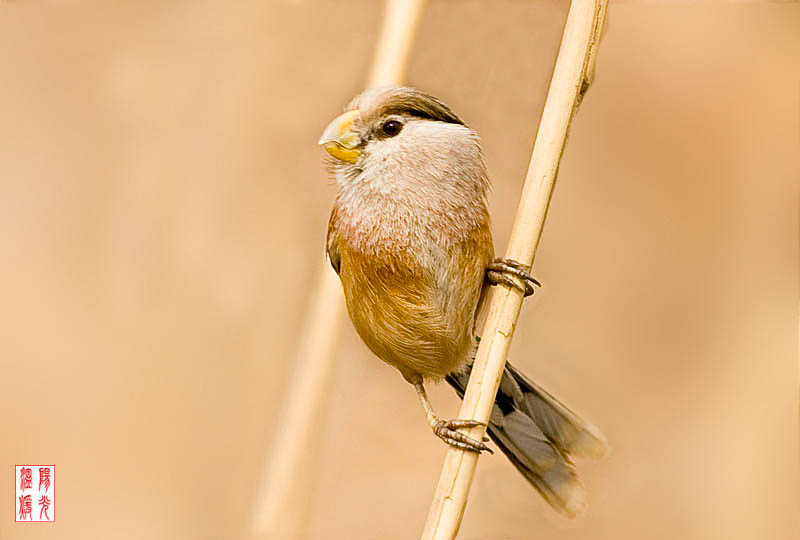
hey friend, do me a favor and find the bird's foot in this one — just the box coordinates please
[486,258,541,297]
[433,419,493,454]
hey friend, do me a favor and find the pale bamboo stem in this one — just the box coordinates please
[368,0,428,87]
[248,1,428,539]
[249,271,345,540]
[420,1,608,539]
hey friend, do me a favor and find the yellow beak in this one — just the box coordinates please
[318,110,361,163]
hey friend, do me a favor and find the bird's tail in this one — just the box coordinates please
[445,360,608,517]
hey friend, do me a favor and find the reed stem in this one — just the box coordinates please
[420,1,608,538]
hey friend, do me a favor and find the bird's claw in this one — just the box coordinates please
[433,419,493,454]
[486,258,541,297]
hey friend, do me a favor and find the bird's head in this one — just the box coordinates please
[318,87,487,199]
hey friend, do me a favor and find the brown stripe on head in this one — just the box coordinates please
[347,86,465,126]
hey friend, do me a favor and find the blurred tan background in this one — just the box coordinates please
[1,1,798,539]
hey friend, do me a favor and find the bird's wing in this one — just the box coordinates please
[326,207,341,275]
[446,220,492,338]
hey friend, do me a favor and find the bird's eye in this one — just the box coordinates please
[380,120,403,137]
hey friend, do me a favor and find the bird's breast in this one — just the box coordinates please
[338,243,448,374]
[332,210,492,380]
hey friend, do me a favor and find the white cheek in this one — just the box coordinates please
[361,141,403,194]
[371,123,482,195]
[332,120,489,250]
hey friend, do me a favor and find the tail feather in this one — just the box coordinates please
[505,362,609,460]
[446,361,607,518]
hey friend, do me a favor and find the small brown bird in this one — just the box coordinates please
[319,87,607,517]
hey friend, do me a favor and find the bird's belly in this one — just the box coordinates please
[339,252,473,381]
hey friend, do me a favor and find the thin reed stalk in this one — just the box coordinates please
[248,1,428,538]
[421,1,608,538]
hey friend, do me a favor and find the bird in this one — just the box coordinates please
[318,86,608,517]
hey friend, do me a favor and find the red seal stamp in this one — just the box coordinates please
[15,465,54,522]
